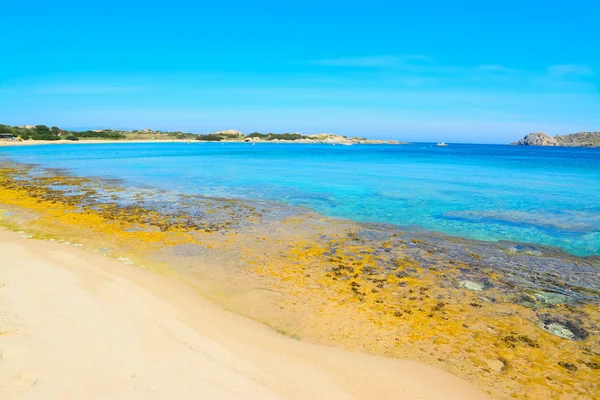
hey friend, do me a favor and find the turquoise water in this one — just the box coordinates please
[2,142,599,256]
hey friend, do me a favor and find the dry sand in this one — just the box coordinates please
[0,229,488,400]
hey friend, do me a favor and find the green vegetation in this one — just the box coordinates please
[556,131,600,147]
[7,125,61,141]
[246,132,268,139]
[268,133,305,140]
[0,123,199,141]
[246,132,305,141]
[64,130,126,140]
[196,131,246,141]
[0,124,14,134]
[1,123,315,142]
[62,134,80,141]
[1,123,368,144]
[196,134,225,141]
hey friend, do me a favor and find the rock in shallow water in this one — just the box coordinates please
[542,322,576,339]
[459,280,485,291]
[517,291,573,308]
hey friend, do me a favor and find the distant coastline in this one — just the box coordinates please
[511,131,600,148]
[0,124,408,145]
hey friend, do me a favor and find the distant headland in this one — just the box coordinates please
[511,131,600,148]
[0,124,406,145]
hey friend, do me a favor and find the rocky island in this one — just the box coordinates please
[511,131,600,147]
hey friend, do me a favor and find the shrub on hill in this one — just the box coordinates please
[0,124,13,133]
[247,132,305,141]
[62,134,80,141]
[266,133,304,141]
[34,125,52,135]
[66,130,126,140]
[32,133,61,141]
[196,134,224,141]
[247,132,268,138]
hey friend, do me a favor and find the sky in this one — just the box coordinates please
[1,0,599,143]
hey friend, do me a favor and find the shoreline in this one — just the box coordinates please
[0,139,193,146]
[0,228,487,400]
[0,139,409,147]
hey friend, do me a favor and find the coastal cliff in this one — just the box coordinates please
[511,131,600,147]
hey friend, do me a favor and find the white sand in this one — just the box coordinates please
[0,139,190,146]
[0,229,489,400]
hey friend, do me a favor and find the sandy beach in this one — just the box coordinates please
[0,228,487,400]
[0,138,405,147]
[0,139,191,147]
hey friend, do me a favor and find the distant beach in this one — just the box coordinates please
[0,125,407,145]
[1,139,192,146]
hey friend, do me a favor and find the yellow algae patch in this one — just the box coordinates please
[238,233,600,399]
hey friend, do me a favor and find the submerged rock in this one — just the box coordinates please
[533,292,571,305]
[543,322,575,339]
[537,312,590,340]
[459,280,485,291]
[517,291,573,308]
[539,318,586,340]
[542,322,576,339]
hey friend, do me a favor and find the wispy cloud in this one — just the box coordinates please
[311,54,434,68]
[32,84,143,94]
[530,64,597,91]
[310,54,518,82]
[545,64,595,78]
[475,64,510,73]
[309,54,597,93]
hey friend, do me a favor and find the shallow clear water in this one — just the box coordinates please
[3,142,599,255]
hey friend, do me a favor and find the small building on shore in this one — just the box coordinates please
[0,133,16,140]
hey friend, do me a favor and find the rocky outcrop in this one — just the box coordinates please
[511,132,559,146]
[512,131,600,147]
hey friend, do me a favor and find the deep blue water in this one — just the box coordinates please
[2,142,599,256]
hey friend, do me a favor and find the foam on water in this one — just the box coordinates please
[3,142,599,255]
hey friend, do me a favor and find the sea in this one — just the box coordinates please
[2,142,599,256]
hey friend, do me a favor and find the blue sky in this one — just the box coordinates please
[1,0,598,143]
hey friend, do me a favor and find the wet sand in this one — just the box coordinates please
[0,229,487,400]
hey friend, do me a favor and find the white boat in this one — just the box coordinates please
[436,142,448,147]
